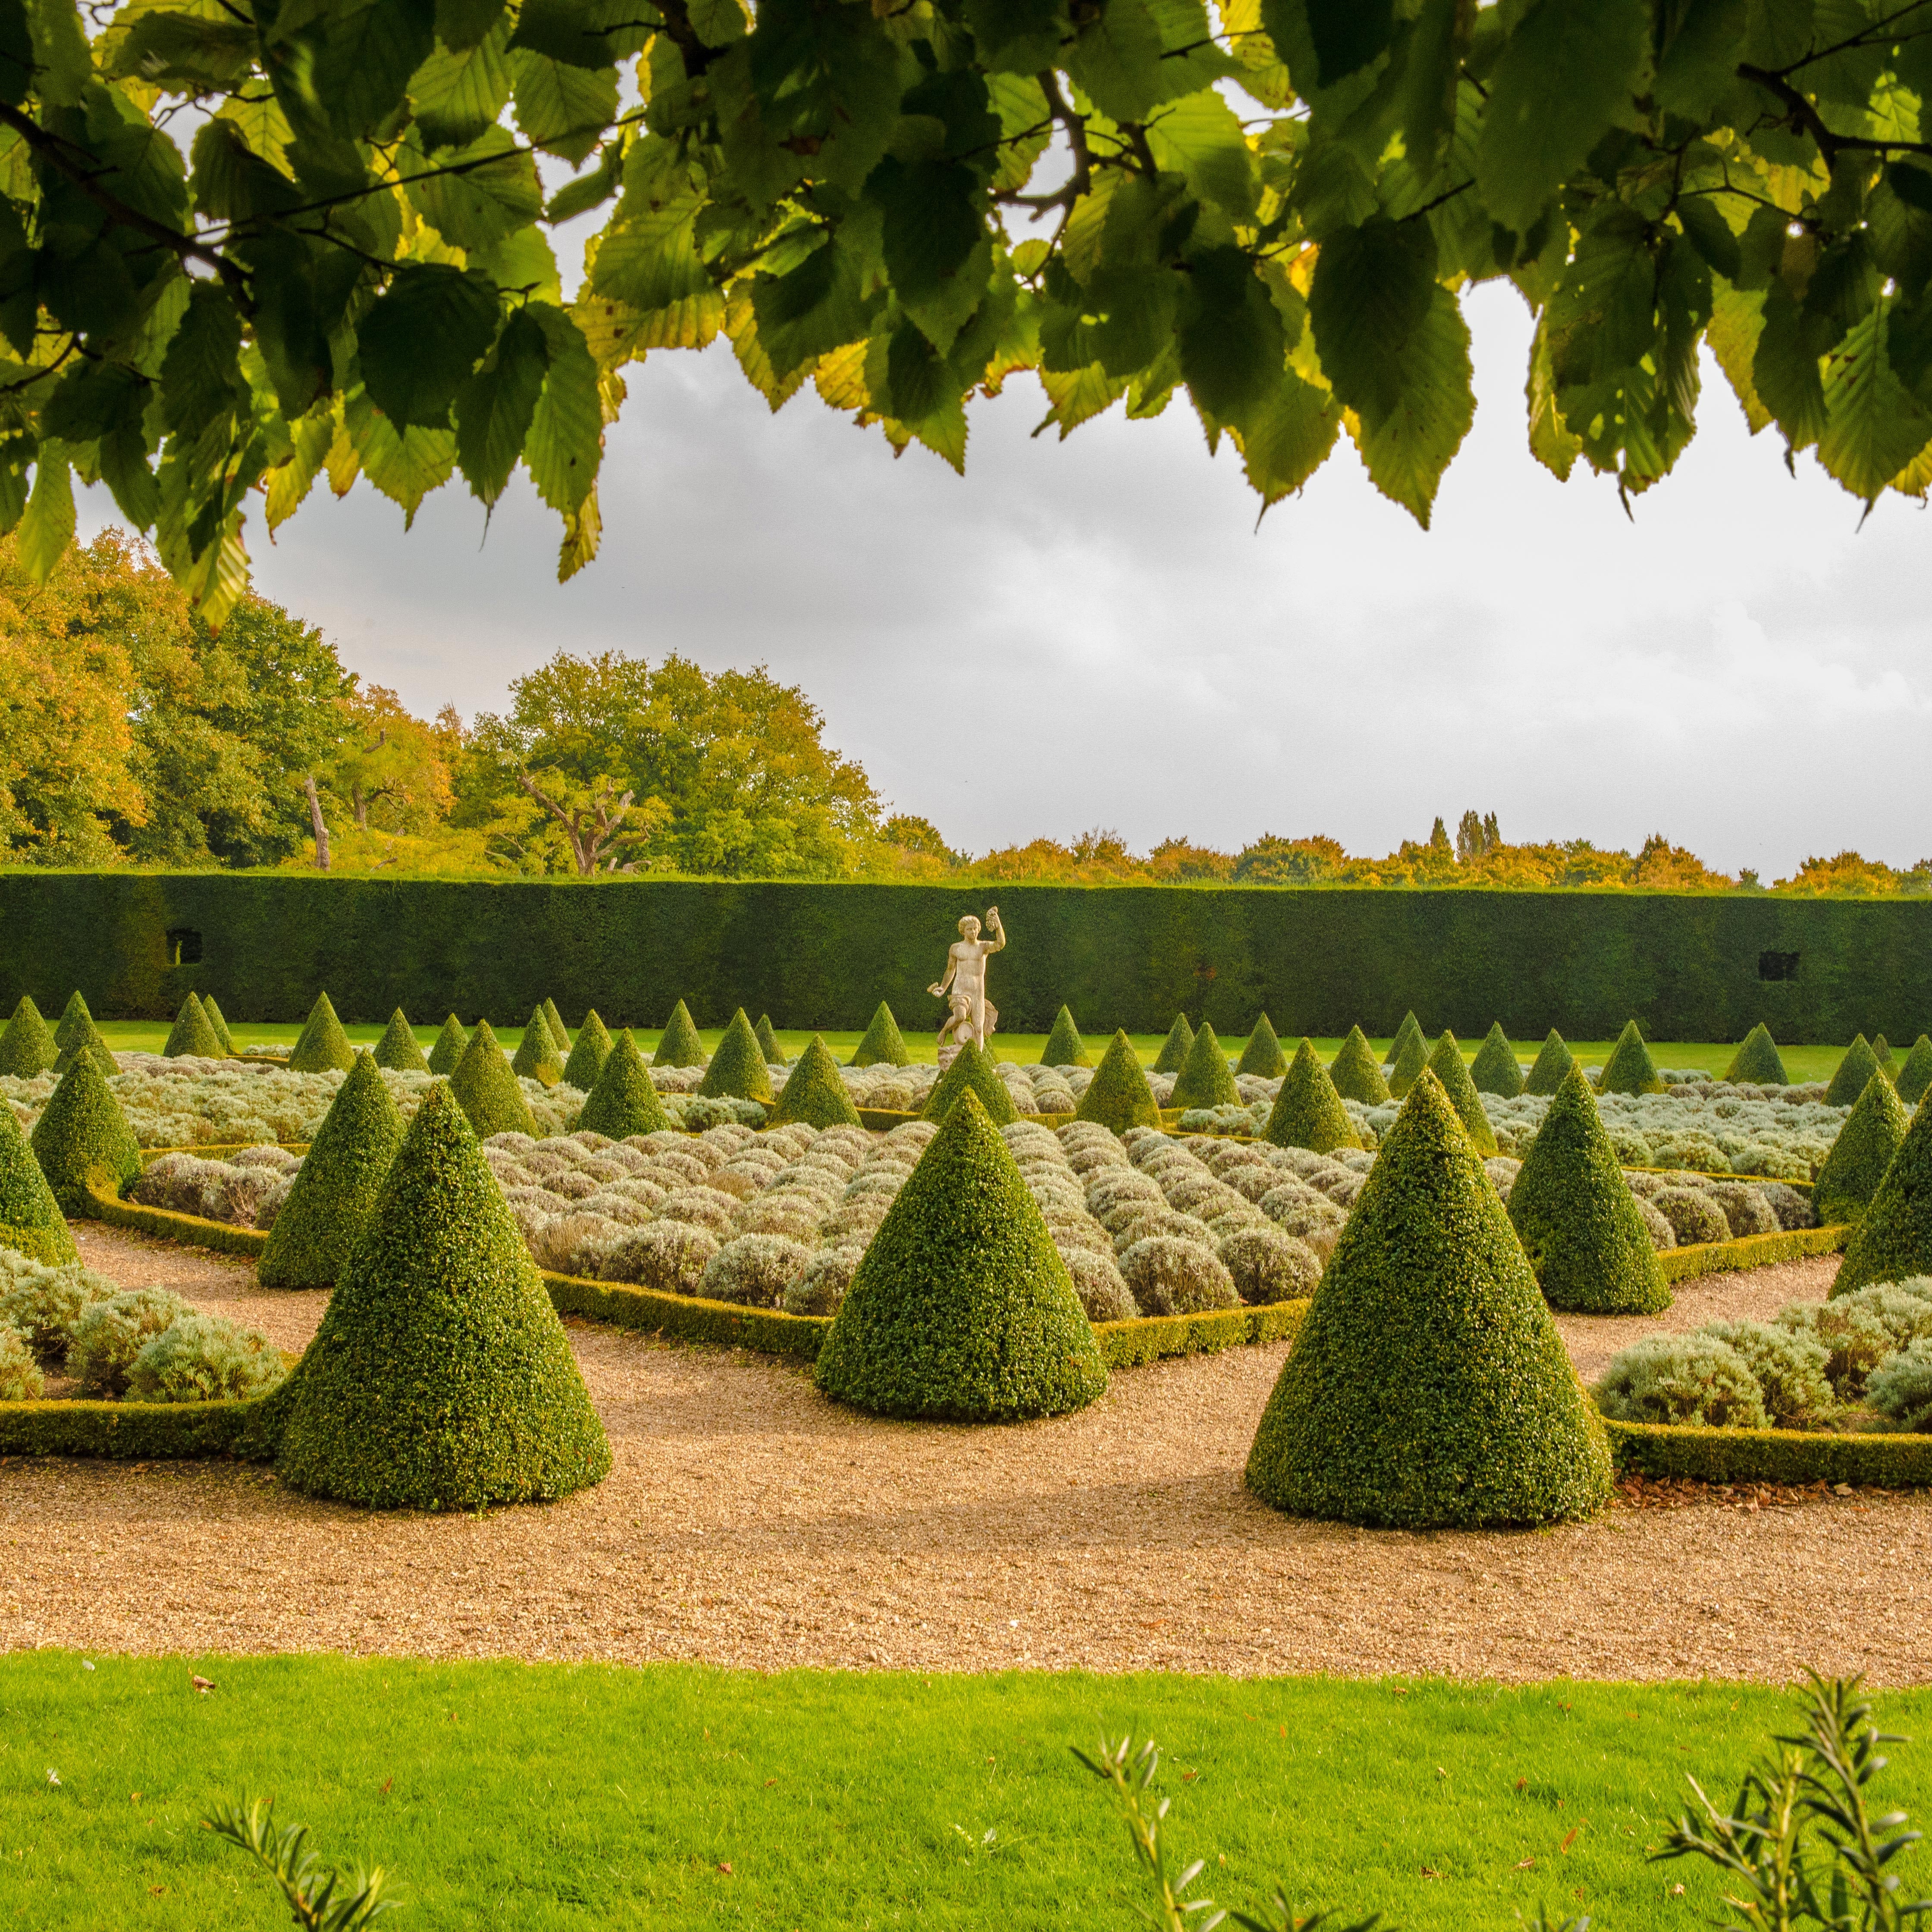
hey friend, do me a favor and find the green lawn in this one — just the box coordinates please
[4,1655,1927,1929]
[95,1019,1856,1083]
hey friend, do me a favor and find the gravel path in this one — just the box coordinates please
[3,1228,1922,1684]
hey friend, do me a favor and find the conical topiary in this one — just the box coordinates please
[654,999,706,1069]
[1151,1013,1195,1075]
[698,1008,774,1101]
[0,1102,78,1264]
[373,1009,429,1073]
[1236,1013,1286,1079]
[850,1001,910,1068]
[1897,1035,1932,1108]
[1425,1030,1497,1154]
[28,1051,141,1213]
[0,995,57,1077]
[773,1035,862,1128]
[510,1006,564,1086]
[1263,1038,1358,1154]
[1170,1021,1239,1111]
[202,995,236,1056]
[754,1013,784,1065]
[1825,1035,1885,1108]
[53,1010,117,1079]
[1244,1070,1612,1528]
[448,1019,537,1138]
[1875,1034,1896,1077]
[1723,1022,1789,1086]
[54,991,91,1050]
[1387,1014,1430,1098]
[1812,1072,1910,1226]
[1506,1065,1670,1314]
[575,1029,671,1138]
[1327,1026,1389,1104]
[258,1052,406,1289]
[1075,1031,1160,1131]
[275,1083,611,1509]
[922,1038,1017,1126]
[1468,1022,1523,1098]
[1040,1005,1089,1068]
[1834,1095,1932,1296]
[289,992,356,1073]
[162,993,225,1060]
[1597,1019,1662,1096]
[815,1090,1107,1422]
[1523,1029,1574,1096]
[561,1009,613,1091]
[542,998,570,1055]
[426,1014,469,1076]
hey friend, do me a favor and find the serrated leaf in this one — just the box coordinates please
[726,289,812,410]
[1147,89,1256,222]
[1817,304,1932,499]
[347,389,456,524]
[411,18,513,150]
[1179,245,1286,425]
[1217,0,1292,109]
[1474,0,1649,237]
[1352,283,1472,526]
[1753,279,1829,450]
[963,0,1066,72]
[454,307,549,504]
[314,0,437,139]
[357,264,501,427]
[1035,361,1128,436]
[510,46,618,164]
[110,11,257,88]
[1065,0,1231,121]
[589,191,711,311]
[1308,215,1435,424]
[160,282,245,440]
[411,128,543,249]
[266,404,336,530]
[750,233,877,380]
[558,481,600,580]
[17,443,72,580]
[1305,0,1393,86]
[510,0,619,68]
[524,302,600,513]
[1525,309,1581,479]
[26,0,89,107]
[1233,367,1340,506]
[1708,283,1770,433]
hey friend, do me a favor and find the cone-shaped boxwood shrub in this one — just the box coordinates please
[54,991,91,1050]
[1825,1035,1885,1107]
[699,1008,775,1101]
[774,1035,862,1128]
[655,999,706,1069]
[373,1009,429,1073]
[576,1030,671,1138]
[1507,1066,1670,1314]
[1151,1013,1194,1075]
[542,998,570,1055]
[161,993,224,1060]
[1813,1073,1911,1226]
[0,995,57,1077]
[511,1005,564,1086]
[29,1051,141,1213]
[1425,1031,1497,1154]
[1387,1017,1430,1098]
[1327,1026,1389,1104]
[54,1012,117,1079]
[259,1053,405,1289]
[1597,1019,1662,1096]
[1834,1097,1932,1296]
[289,992,356,1073]
[1898,1035,1932,1108]
[850,1000,910,1068]
[1236,1014,1286,1079]
[755,1013,783,1065]
[922,1039,1016,1125]
[449,1019,536,1138]
[562,1010,613,1091]
[202,995,236,1056]
[1724,1022,1789,1086]
[0,1104,77,1265]
[1244,1072,1612,1529]
[426,1014,469,1075]
[276,1084,611,1509]
[1076,1031,1160,1131]
[1524,1029,1574,1096]
[1264,1038,1358,1154]
[1041,1005,1089,1067]
[815,1091,1107,1422]
[1468,1022,1522,1098]
[1875,1034,1896,1075]
[1170,1022,1239,1111]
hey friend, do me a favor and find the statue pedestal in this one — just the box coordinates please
[936,1041,961,1074]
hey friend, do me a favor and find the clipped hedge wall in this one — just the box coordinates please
[4,873,1927,1040]
[1097,1298,1305,1368]
[1659,1221,1850,1285]
[88,1182,271,1257]
[1602,1415,1932,1487]
[0,1395,277,1461]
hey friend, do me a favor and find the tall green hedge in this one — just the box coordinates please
[3,874,1929,1041]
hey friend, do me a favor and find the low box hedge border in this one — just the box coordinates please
[543,1270,829,1357]
[1659,1221,1849,1285]
[0,1394,277,1461]
[1096,1298,1306,1368]
[1602,1414,1932,1487]
[87,1181,270,1257]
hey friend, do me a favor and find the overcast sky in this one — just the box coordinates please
[76,279,1932,880]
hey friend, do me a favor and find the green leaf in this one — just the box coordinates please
[160,283,246,441]
[509,0,641,67]
[1308,215,1436,424]
[410,128,543,249]
[509,47,618,164]
[0,1,32,107]
[1178,245,1286,426]
[1817,304,1932,499]
[25,0,89,107]
[265,403,336,531]
[314,0,437,139]
[1676,198,1741,281]
[346,389,456,524]
[1147,89,1256,222]
[190,119,300,221]
[42,358,146,444]
[1526,309,1581,479]
[1234,367,1341,507]
[546,142,621,222]
[1396,0,1462,176]
[17,444,73,581]
[1753,280,1829,451]
[239,227,364,417]
[1653,0,1748,122]
[436,0,506,53]
[1352,284,1473,527]
[1305,0,1393,86]
[357,264,501,427]
[524,302,601,514]
[110,12,259,88]
[455,307,550,504]
[1065,0,1230,121]
[1474,0,1649,238]
[750,233,877,380]
[874,157,985,312]
[411,17,514,150]
[1707,282,1770,432]
[963,0,1066,72]
[589,191,712,312]
[470,225,561,303]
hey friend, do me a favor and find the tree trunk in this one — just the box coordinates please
[351,781,367,828]
[303,774,331,871]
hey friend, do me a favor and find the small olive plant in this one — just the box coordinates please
[1654,1673,1930,1932]
[203,1795,399,1930]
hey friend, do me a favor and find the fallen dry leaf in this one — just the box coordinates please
[1560,1828,1581,1853]
[190,1675,214,1695]
[1420,1866,1441,1879]
[717,1861,734,1876]
[1514,1858,1536,1871]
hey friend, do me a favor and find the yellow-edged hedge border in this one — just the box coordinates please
[1659,1221,1848,1284]
[1603,1414,1932,1486]
[0,1393,279,1461]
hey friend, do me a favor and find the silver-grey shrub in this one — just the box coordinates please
[1867,1340,1932,1430]
[68,1289,191,1398]
[1595,1333,1769,1428]
[0,1249,119,1361]
[125,1313,285,1403]
[1696,1318,1834,1428]
[1119,1236,1239,1316]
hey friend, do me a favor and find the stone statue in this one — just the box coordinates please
[930,907,1006,1054]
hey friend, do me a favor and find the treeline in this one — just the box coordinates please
[3,531,1925,896]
